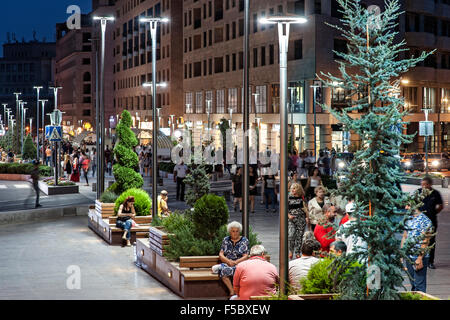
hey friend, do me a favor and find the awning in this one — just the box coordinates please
[132,129,173,149]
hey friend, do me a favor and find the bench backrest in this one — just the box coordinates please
[179,255,271,269]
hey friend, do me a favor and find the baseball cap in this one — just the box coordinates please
[345,202,355,213]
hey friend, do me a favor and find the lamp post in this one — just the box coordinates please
[13,92,21,152]
[288,86,297,153]
[311,82,321,159]
[49,87,62,183]
[29,118,33,136]
[39,99,48,165]
[423,107,432,176]
[93,16,114,198]
[260,15,307,296]
[169,114,175,135]
[33,86,43,160]
[140,16,169,218]
[1,104,7,130]
[206,100,212,142]
[20,101,28,155]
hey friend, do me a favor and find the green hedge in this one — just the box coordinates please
[159,162,175,173]
[0,163,52,176]
[114,188,152,216]
[192,194,229,240]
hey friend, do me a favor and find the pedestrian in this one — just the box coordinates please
[7,149,14,163]
[214,221,250,297]
[173,160,188,202]
[417,177,443,269]
[330,241,347,256]
[249,166,258,213]
[45,146,52,166]
[305,151,316,173]
[91,148,97,177]
[116,196,136,247]
[157,190,171,217]
[143,151,151,177]
[297,152,308,178]
[231,245,278,300]
[307,186,331,231]
[31,160,41,208]
[289,236,321,291]
[263,173,278,213]
[288,182,309,260]
[81,152,90,186]
[323,152,330,176]
[314,204,338,253]
[65,154,72,178]
[400,207,434,292]
[305,167,323,201]
[105,145,112,175]
[232,167,243,212]
[70,152,80,182]
[139,150,145,176]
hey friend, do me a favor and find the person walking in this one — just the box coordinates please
[263,174,278,213]
[143,151,151,177]
[308,186,331,231]
[305,168,323,201]
[401,207,433,292]
[288,182,309,260]
[90,149,97,177]
[105,145,112,176]
[173,161,188,202]
[417,177,443,269]
[81,152,91,186]
[45,146,52,166]
[65,154,72,178]
[232,167,243,212]
[139,150,145,176]
[31,160,41,208]
[249,166,258,213]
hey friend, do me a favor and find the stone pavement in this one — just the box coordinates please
[1,174,449,299]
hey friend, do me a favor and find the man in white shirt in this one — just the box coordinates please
[173,161,188,202]
[288,236,321,291]
[335,204,367,257]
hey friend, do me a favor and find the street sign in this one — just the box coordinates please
[419,121,433,136]
[45,125,62,141]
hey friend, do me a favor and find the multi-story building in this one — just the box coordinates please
[56,14,96,138]
[182,0,450,154]
[55,0,116,142]
[0,40,55,128]
[112,0,183,140]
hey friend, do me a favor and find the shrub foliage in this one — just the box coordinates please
[114,188,152,216]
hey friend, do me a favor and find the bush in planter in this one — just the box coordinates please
[114,188,151,216]
[109,110,143,194]
[100,191,119,204]
[0,162,52,176]
[192,194,229,240]
[184,161,210,207]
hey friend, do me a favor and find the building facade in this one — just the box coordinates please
[112,0,184,139]
[0,40,55,131]
[181,0,450,154]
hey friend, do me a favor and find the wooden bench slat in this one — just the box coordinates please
[181,270,219,281]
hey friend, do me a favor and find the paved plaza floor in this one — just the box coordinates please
[0,178,449,299]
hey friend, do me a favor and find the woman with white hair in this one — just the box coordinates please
[216,221,249,296]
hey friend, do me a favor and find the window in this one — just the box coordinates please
[269,44,274,64]
[226,55,230,72]
[253,14,258,33]
[215,0,223,21]
[260,47,266,66]
[83,72,91,81]
[314,0,321,14]
[288,81,305,113]
[239,19,244,37]
[226,24,230,40]
[253,48,258,68]
[423,87,437,112]
[239,51,244,69]
[204,31,207,47]
[215,27,223,43]
[255,86,267,113]
[185,92,193,113]
[294,39,303,60]
[206,91,213,112]
[194,61,202,77]
[216,89,225,113]
[334,39,348,59]
[83,109,91,116]
[424,54,437,68]
[82,58,90,65]
[203,60,207,76]
[232,21,236,39]
[194,8,202,29]
[441,88,450,113]
[83,84,91,94]
[209,58,213,75]
[294,0,305,16]
[196,91,203,113]
[424,16,437,34]
[209,30,213,45]
[214,57,224,73]
[232,53,237,71]
[228,88,238,113]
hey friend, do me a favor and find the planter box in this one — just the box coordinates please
[149,226,171,256]
[0,174,31,181]
[38,181,79,195]
[287,291,440,300]
[95,200,115,218]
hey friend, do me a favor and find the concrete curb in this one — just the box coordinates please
[0,205,89,225]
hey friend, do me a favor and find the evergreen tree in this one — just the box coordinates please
[22,134,36,160]
[184,161,211,207]
[318,0,433,300]
[109,110,143,194]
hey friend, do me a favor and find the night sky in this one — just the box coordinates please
[0,0,92,55]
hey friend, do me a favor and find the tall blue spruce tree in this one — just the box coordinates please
[318,0,434,299]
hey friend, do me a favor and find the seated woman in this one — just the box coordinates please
[217,221,249,296]
[116,196,136,247]
[157,190,171,217]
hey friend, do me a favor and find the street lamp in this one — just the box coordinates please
[169,114,175,135]
[20,101,28,155]
[423,107,432,176]
[260,14,307,296]
[13,92,21,152]
[39,99,48,165]
[34,86,43,160]
[93,16,114,199]
[288,87,297,153]
[206,100,212,141]
[1,104,7,129]
[140,15,169,219]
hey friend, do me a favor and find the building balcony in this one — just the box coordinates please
[406,0,435,15]
[405,32,436,49]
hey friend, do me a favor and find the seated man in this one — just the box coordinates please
[232,245,279,300]
[289,236,322,291]
[330,241,347,256]
[314,204,338,253]
[157,190,171,217]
